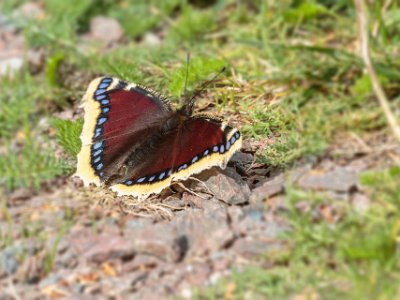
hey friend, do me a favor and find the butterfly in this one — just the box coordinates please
[75,76,242,199]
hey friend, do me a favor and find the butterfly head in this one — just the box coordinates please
[179,67,226,117]
[179,99,195,117]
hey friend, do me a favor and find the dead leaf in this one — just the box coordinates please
[41,285,69,298]
[77,272,99,284]
[224,282,236,300]
[101,262,117,277]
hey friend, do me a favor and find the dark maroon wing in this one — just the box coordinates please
[118,116,241,186]
[90,77,172,180]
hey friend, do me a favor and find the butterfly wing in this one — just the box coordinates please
[75,77,172,186]
[110,116,242,198]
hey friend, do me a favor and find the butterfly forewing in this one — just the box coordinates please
[98,88,173,181]
[75,77,172,185]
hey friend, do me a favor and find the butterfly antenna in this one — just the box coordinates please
[182,66,226,116]
[183,52,191,99]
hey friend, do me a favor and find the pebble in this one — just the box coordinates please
[196,168,251,205]
[90,16,123,45]
[249,173,285,203]
[126,222,182,262]
[0,245,23,276]
[14,2,45,20]
[352,193,370,213]
[0,57,24,77]
[143,32,161,46]
[69,230,136,263]
[297,167,358,192]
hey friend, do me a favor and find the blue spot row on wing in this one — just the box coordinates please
[94,77,112,101]
[91,77,113,176]
[121,130,241,186]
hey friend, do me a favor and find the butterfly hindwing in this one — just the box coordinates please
[110,116,242,198]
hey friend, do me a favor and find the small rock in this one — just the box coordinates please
[346,158,370,173]
[69,230,135,263]
[288,163,313,184]
[297,167,358,192]
[14,2,45,20]
[232,206,287,239]
[352,193,370,213]
[249,173,285,203]
[129,270,149,289]
[319,160,336,170]
[0,21,24,54]
[250,168,269,176]
[180,263,212,287]
[126,222,182,262]
[0,12,17,32]
[181,288,193,299]
[231,152,253,165]
[96,220,120,236]
[56,249,78,269]
[266,196,287,212]
[90,16,123,45]
[143,32,161,46]
[174,209,234,259]
[124,218,154,231]
[0,57,24,77]
[28,49,45,73]
[208,272,224,285]
[195,168,250,205]
[0,245,23,276]
[227,205,244,223]
[163,196,186,208]
[39,274,62,289]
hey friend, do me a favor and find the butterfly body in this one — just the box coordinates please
[75,77,242,199]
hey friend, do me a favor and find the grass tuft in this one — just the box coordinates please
[168,56,225,97]
[0,141,66,190]
[51,118,83,157]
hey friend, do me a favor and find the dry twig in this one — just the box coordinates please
[172,182,209,200]
[354,0,400,143]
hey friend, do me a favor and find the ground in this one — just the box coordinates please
[1,1,400,299]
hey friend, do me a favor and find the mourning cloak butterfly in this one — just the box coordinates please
[75,76,242,199]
